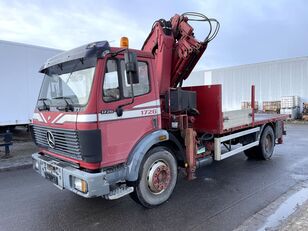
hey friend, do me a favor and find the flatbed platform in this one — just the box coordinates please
[254,113,289,124]
[184,85,289,135]
[219,113,289,135]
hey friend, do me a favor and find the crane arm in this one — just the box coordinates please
[142,12,219,91]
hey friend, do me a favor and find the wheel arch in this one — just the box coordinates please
[152,132,185,167]
[125,129,169,182]
[125,130,184,182]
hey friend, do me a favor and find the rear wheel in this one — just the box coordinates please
[244,146,259,159]
[129,146,177,208]
[244,126,275,160]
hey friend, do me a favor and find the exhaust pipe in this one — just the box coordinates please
[196,156,213,169]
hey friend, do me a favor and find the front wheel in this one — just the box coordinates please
[130,146,177,208]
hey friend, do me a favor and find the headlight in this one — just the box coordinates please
[33,159,39,170]
[73,177,88,193]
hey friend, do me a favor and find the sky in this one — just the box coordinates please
[0,0,307,70]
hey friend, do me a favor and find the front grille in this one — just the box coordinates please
[32,125,82,160]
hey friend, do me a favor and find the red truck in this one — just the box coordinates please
[31,12,287,208]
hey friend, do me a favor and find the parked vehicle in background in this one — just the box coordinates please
[0,40,61,130]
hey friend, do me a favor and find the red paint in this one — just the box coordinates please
[96,56,160,168]
[251,85,255,127]
[33,53,161,170]
[184,85,223,134]
[42,149,101,169]
[184,85,289,135]
[142,14,208,94]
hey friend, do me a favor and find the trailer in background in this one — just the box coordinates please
[0,40,61,129]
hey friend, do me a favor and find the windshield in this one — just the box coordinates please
[38,58,96,109]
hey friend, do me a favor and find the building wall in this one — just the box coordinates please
[183,70,212,86]
[187,57,308,111]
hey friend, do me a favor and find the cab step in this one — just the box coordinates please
[105,186,134,200]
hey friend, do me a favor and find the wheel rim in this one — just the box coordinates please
[265,134,273,153]
[147,160,171,194]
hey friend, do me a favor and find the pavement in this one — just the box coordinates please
[0,123,307,231]
[234,181,308,231]
[279,200,308,231]
[0,127,37,172]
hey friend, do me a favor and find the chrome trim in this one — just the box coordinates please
[32,125,82,160]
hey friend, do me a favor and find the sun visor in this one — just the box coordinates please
[39,41,110,73]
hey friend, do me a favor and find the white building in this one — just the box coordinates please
[185,57,308,111]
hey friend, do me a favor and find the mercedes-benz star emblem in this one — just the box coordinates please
[46,131,56,149]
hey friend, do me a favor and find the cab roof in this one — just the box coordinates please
[39,41,154,73]
[39,41,110,73]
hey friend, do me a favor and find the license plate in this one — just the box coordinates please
[44,171,58,185]
[40,160,64,189]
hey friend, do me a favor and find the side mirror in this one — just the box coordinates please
[124,52,139,84]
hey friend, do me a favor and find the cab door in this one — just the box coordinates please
[97,56,160,167]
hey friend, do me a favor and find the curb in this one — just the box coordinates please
[0,162,32,173]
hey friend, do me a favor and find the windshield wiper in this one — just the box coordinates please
[37,98,50,111]
[52,96,74,112]
[65,58,84,85]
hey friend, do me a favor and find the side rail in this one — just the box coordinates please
[214,127,260,161]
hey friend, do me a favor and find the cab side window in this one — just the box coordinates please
[121,61,150,97]
[103,59,150,102]
[103,60,120,102]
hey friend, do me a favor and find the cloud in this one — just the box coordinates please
[0,1,148,50]
[192,0,308,68]
[0,0,307,70]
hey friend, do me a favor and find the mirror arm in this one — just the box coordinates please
[115,50,139,117]
[128,72,135,105]
[116,72,135,117]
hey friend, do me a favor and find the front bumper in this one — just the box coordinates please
[32,153,110,198]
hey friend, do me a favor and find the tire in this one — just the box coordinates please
[259,126,275,160]
[129,146,177,208]
[244,146,259,159]
[244,126,275,160]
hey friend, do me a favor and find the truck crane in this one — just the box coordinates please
[31,12,287,208]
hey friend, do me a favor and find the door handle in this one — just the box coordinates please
[152,116,158,128]
[116,106,123,117]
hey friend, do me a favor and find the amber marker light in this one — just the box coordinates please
[120,37,129,48]
[159,135,167,141]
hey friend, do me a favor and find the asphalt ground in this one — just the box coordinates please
[0,124,307,231]
[0,127,37,171]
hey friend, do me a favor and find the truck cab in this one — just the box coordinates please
[32,40,170,201]
[33,41,160,169]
